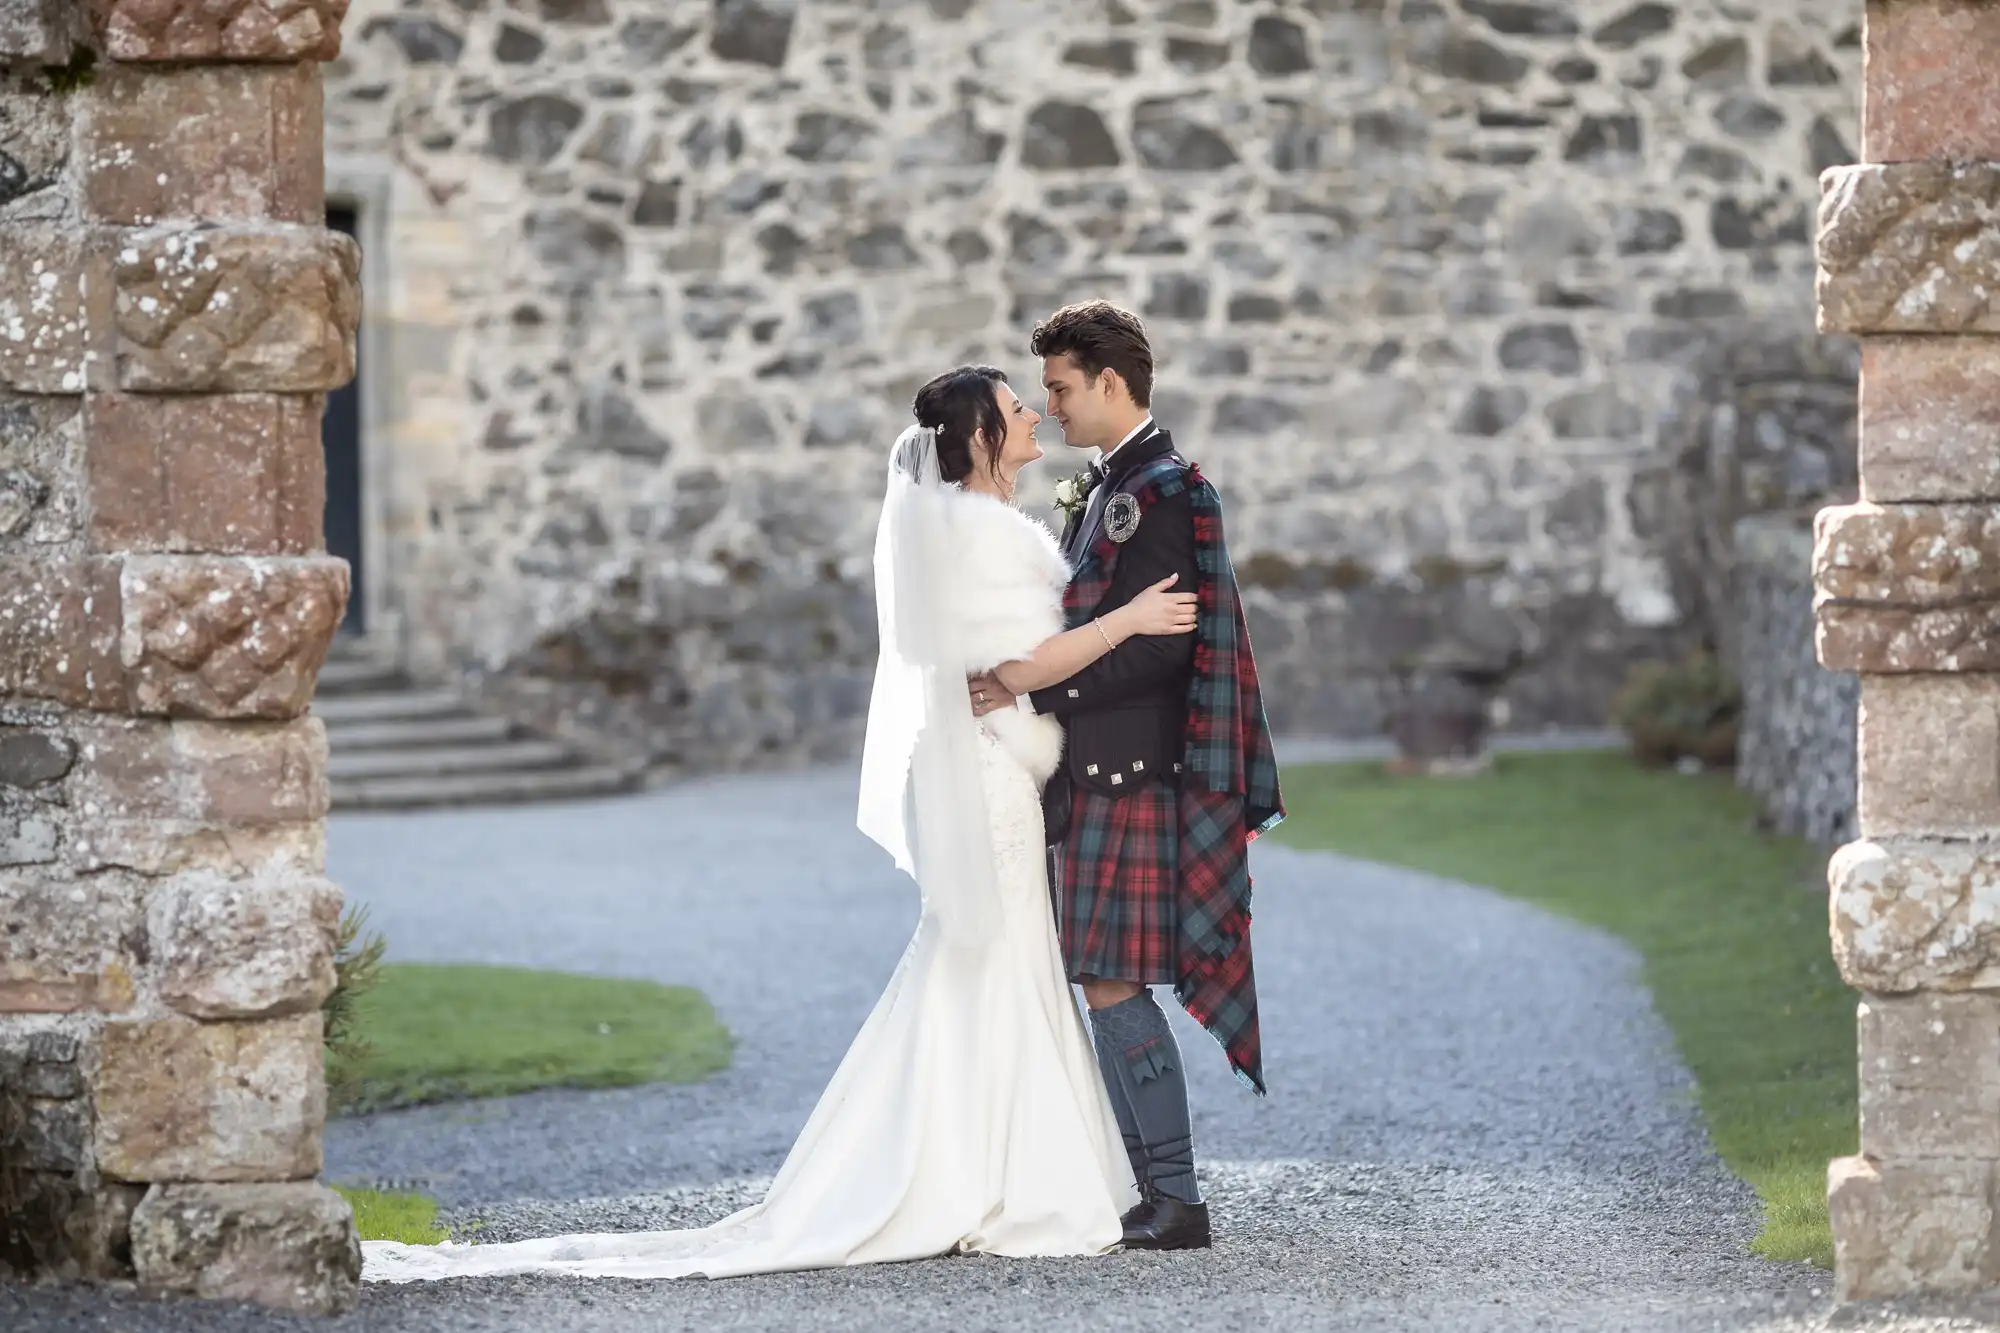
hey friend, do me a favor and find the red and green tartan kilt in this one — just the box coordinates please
[1049,782,1181,985]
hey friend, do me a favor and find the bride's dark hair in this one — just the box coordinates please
[911,365,1008,485]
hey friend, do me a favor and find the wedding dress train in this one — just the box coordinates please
[362,433,1135,1283]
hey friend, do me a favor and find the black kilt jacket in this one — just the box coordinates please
[1034,424,1196,845]
[1033,426,1196,997]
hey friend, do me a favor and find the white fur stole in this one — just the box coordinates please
[938,487,1069,784]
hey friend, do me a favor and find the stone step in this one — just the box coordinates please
[329,764,638,812]
[314,657,406,695]
[311,688,470,727]
[326,739,578,783]
[325,633,377,664]
[321,714,516,751]
[312,662,636,811]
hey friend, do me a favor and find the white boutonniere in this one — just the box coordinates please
[1053,470,1094,524]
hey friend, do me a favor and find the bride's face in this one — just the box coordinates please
[985,382,1043,476]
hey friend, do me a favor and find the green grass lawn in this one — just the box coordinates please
[329,963,734,1243]
[1273,750,1854,1269]
[330,963,734,1116]
[333,1186,449,1246]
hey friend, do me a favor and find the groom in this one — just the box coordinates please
[970,301,1284,1251]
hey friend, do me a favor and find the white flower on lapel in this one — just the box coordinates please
[1053,471,1092,524]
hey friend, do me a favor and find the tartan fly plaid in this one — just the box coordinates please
[1058,453,1285,1095]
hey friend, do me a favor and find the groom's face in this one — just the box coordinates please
[1040,354,1113,451]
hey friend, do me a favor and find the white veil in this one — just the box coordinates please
[855,425,1002,943]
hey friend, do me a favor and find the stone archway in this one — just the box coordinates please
[1813,0,2000,1302]
[0,0,360,1313]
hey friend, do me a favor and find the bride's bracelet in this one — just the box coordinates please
[1094,618,1116,651]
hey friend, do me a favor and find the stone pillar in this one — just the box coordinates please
[1813,0,2000,1305]
[0,0,359,1314]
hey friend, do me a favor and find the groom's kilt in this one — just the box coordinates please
[1050,780,1181,985]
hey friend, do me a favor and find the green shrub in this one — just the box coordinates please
[1612,651,1742,768]
[325,904,388,1112]
[0,1077,33,1271]
[43,49,95,95]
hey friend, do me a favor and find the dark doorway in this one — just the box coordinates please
[324,203,364,635]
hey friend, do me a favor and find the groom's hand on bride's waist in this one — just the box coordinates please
[968,673,1017,718]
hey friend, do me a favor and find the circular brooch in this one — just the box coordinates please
[1104,492,1141,544]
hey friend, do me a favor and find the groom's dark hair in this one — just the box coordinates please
[1030,301,1154,409]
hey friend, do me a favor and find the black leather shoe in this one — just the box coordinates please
[1120,1191,1211,1250]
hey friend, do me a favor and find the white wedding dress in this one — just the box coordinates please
[363,433,1136,1284]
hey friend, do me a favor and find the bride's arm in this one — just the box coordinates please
[988,618,1131,696]
[988,584,1185,695]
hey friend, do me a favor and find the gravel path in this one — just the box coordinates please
[0,765,1931,1331]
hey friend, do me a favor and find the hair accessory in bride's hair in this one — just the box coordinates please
[891,424,940,486]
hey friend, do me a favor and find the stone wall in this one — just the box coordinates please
[1814,0,2000,1303]
[321,0,1861,770]
[1651,327,1857,666]
[1731,512,1855,845]
[1,0,360,1311]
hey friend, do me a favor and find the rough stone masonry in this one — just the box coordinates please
[1813,0,2000,1304]
[1733,511,1858,845]
[0,0,362,1313]
[321,0,1861,771]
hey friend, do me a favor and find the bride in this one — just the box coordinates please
[361,366,1198,1282]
